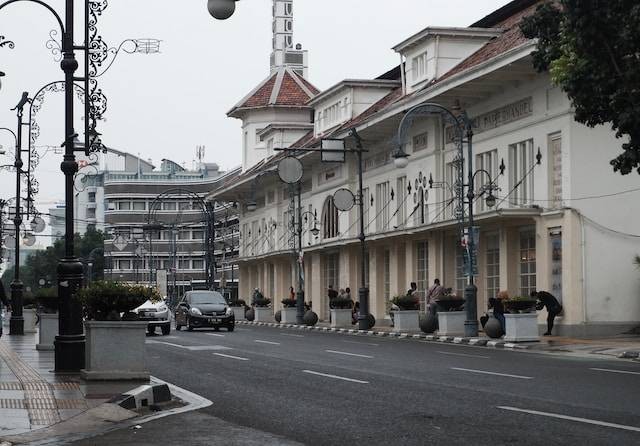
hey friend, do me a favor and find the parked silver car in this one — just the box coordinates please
[134,298,171,335]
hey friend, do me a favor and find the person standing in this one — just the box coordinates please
[426,279,444,315]
[407,282,417,296]
[532,290,563,336]
[327,285,338,309]
[289,286,295,300]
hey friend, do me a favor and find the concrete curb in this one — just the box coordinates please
[111,383,172,410]
[235,320,533,351]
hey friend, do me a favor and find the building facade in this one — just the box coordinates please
[211,0,640,337]
[82,152,241,300]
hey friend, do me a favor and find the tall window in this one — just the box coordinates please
[508,139,535,206]
[413,187,428,226]
[416,241,429,310]
[519,229,536,296]
[548,133,562,208]
[412,51,427,81]
[251,221,259,254]
[485,233,500,299]
[324,253,339,294]
[396,177,406,228]
[475,149,498,213]
[445,162,457,219]
[383,249,391,314]
[322,196,339,239]
[376,181,389,232]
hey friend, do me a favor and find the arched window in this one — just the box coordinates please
[322,196,339,239]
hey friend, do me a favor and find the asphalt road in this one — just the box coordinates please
[72,324,640,445]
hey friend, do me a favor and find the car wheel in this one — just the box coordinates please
[213,326,220,332]
[161,324,171,336]
[227,324,234,332]
[147,325,155,335]
[187,317,194,331]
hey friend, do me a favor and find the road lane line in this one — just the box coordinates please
[146,340,188,349]
[451,367,532,379]
[438,351,490,359]
[497,406,640,432]
[213,353,249,361]
[255,340,281,345]
[590,367,640,376]
[325,350,373,359]
[302,370,369,384]
[342,340,379,347]
[281,333,304,338]
[204,333,226,338]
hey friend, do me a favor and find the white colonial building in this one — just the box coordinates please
[210,0,640,337]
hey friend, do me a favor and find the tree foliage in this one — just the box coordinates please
[520,0,640,175]
[1,227,105,293]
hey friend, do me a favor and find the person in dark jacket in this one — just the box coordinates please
[532,290,563,336]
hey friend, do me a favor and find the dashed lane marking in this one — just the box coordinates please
[213,353,249,361]
[590,368,640,376]
[254,340,281,345]
[451,367,532,379]
[302,370,369,384]
[437,351,490,359]
[325,350,373,359]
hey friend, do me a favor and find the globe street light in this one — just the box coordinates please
[207,0,239,20]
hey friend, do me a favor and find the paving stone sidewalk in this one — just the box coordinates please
[0,328,135,439]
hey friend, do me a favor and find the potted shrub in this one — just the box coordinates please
[390,295,420,332]
[253,297,272,322]
[435,293,465,336]
[281,297,298,323]
[503,296,539,342]
[77,281,159,381]
[330,296,353,328]
[231,298,247,321]
[35,288,58,351]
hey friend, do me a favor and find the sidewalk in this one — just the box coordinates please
[0,324,140,439]
[238,319,640,360]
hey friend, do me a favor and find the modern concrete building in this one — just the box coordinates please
[210,0,640,337]
[102,157,240,300]
[48,203,66,240]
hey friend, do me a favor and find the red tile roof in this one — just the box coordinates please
[437,1,541,82]
[229,68,319,116]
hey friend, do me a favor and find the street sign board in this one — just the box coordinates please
[321,139,346,163]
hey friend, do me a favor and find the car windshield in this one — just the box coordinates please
[188,292,226,305]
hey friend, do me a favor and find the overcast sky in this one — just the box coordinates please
[0,0,510,211]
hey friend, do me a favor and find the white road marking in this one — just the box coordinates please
[590,368,640,376]
[213,353,249,361]
[302,370,369,384]
[325,350,374,359]
[255,340,281,345]
[146,340,229,351]
[342,340,379,347]
[281,333,304,338]
[498,406,640,433]
[205,333,226,338]
[437,351,490,359]
[451,367,532,380]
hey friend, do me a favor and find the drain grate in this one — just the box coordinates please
[0,398,25,409]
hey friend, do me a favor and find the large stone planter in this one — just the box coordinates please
[281,307,298,324]
[81,321,149,381]
[504,313,539,342]
[36,313,58,351]
[330,309,353,328]
[231,306,246,321]
[392,310,420,332]
[437,311,466,336]
[254,307,272,323]
[23,308,38,333]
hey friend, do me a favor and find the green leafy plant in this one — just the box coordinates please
[35,287,58,313]
[77,281,161,321]
[22,292,37,309]
[331,296,353,309]
[253,297,271,308]
[503,296,537,313]
[281,298,297,308]
[391,295,419,311]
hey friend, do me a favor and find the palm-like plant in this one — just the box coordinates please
[634,255,640,269]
